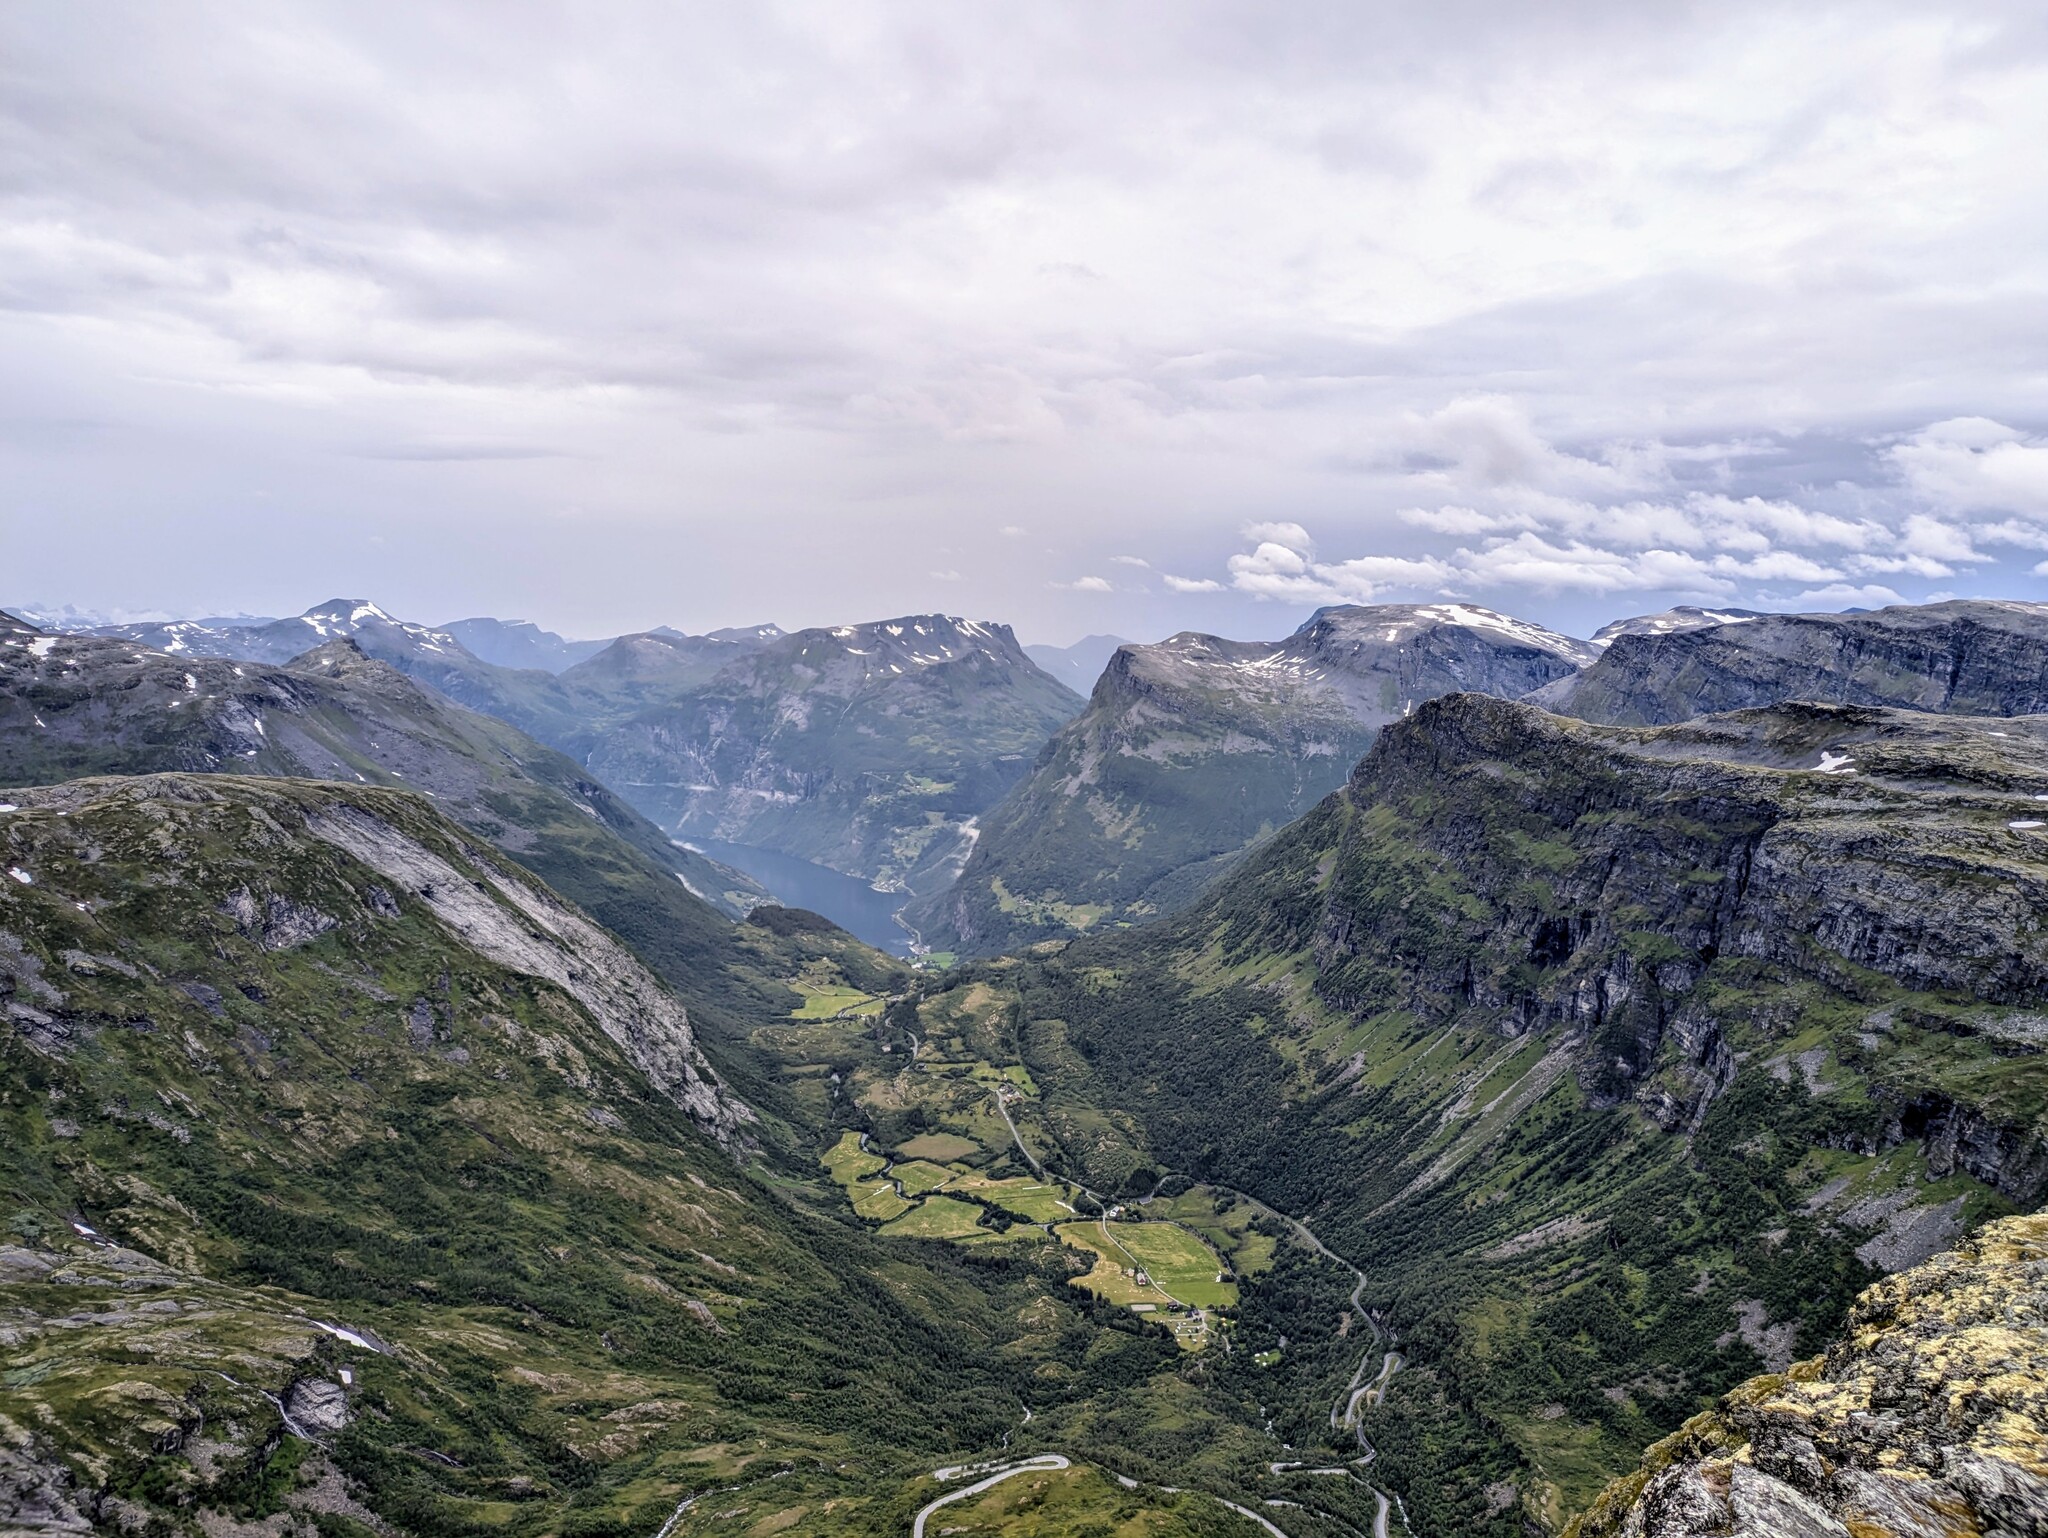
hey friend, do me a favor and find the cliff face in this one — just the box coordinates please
[917,603,1591,955]
[1542,600,2048,726]
[1567,1212,2048,1538]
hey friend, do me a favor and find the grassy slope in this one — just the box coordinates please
[0,775,1256,1537]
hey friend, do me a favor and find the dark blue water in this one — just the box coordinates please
[685,839,915,955]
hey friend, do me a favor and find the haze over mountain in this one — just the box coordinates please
[438,615,613,672]
[919,603,1592,955]
[584,614,1081,906]
[1024,634,1134,696]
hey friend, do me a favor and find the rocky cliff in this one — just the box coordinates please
[1567,1212,2048,1538]
[913,603,1595,955]
[1541,599,2048,725]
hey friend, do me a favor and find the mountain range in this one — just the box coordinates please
[914,603,1593,955]
[11,589,2048,1537]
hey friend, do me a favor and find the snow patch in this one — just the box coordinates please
[1813,751,1857,775]
[8,867,31,884]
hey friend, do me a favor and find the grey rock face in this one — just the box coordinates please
[1547,599,2048,725]
[282,1377,351,1436]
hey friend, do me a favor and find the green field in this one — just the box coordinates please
[850,1181,912,1221]
[895,1131,981,1162]
[1115,1222,1238,1308]
[950,1173,1075,1224]
[1055,1222,1178,1310]
[790,982,885,1019]
[821,1129,884,1184]
[879,1196,988,1240]
[890,1159,957,1195]
[821,1132,911,1220]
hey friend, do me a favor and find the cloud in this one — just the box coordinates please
[1162,574,1224,592]
[9,6,2048,632]
[1109,554,1150,567]
[1888,421,2048,522]
[1054,576,1114,593]
[929,568,962,582]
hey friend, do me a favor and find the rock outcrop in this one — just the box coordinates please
[1567,1213,2048,1538]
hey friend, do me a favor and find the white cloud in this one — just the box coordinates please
[929,568,962,582]
[1888,420,2048,521]
[8,6,2048,631]
[1054,575,1114,593]
[1162,574,1224,592]
[1109,554,1150,568]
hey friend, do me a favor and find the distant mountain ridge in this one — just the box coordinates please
[1025,633,1133,695]
[584,613,1082,902]
[440,614,613,671]
[1590,604,1767,644]
[1541,598,2048,724]
[915,602,1593,955]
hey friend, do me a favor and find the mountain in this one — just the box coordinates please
[583,615,1082,899]
[701,622,786,646]
[92,599,588,746]
[915,603,1594,956]
[900,691,2048,1530]
[1589,605,1767,644]
[0,772,1242,1537]
[1024,633,1132,695]
[439,615,614,672]
[1568,1213,2048,1537]
[1540,598,2048,724]
[553,626,784,724]
[0,619,773,938]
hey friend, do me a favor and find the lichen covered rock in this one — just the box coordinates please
[1568,1213,2048,1537]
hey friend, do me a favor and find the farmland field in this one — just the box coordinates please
[790,982,884,1019]
[895,1131,981,1162]
[851,1182,912,1221]
[1116,1222,1237,1308]
[821,1129,883,1185]
[1055,1222,1177,1309]
[948,1173,1075,1224]
[879,1195,987,1240]
[890,1159,956,1195]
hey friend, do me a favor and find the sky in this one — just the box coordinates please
[5,1,2048,646]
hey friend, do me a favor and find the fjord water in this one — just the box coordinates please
[684,837,916,954]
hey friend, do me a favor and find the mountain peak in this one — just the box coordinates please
[1300,602,1598,664]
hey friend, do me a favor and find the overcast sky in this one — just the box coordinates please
[6,1,2048,645]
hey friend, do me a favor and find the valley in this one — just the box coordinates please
[8,595,2048,1537]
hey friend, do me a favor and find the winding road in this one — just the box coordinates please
[910,1455,1069,1538]
[976,1090,1411,1533]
